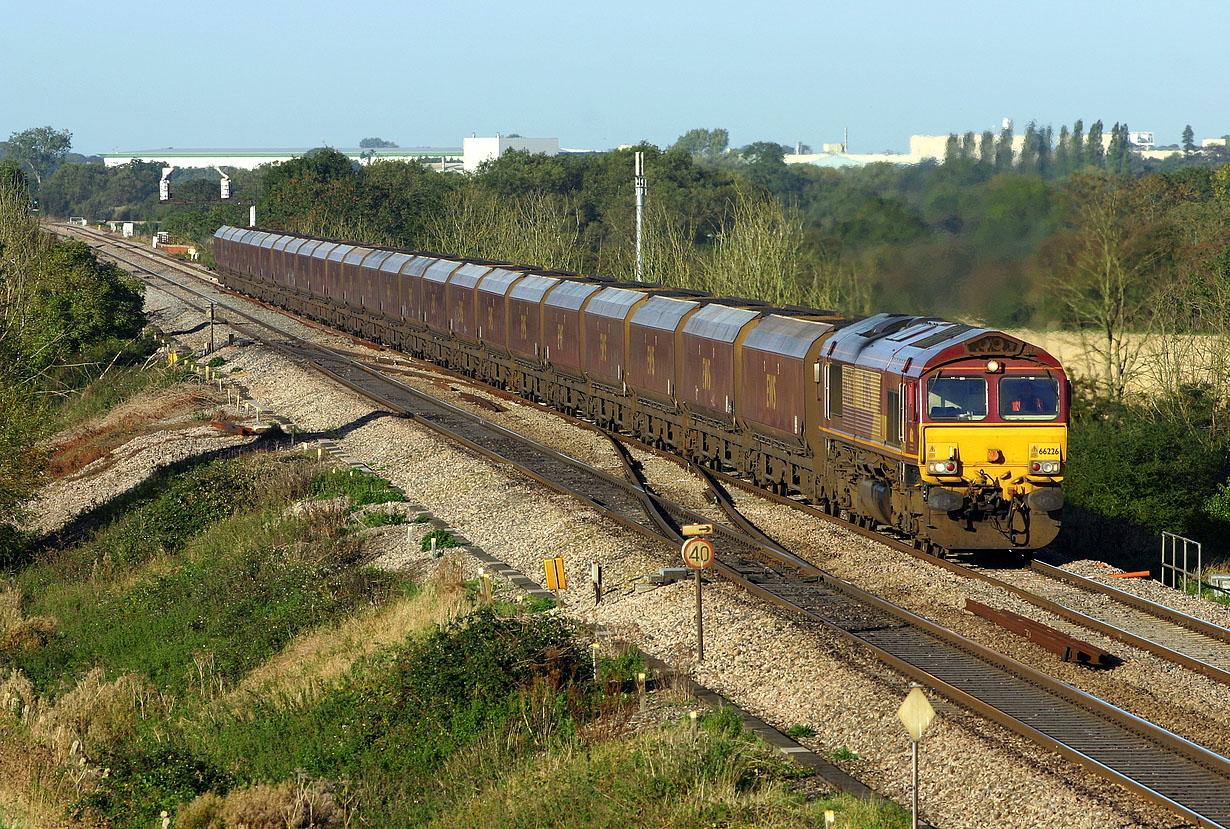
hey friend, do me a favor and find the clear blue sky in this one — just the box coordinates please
[3,0,1228,155]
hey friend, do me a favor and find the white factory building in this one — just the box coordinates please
[100,137,565,174]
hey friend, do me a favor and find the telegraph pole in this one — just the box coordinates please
[634,151,646,282]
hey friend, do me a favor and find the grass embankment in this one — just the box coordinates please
[0,393,905,828]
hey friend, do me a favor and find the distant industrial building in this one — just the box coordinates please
[462,136,560,172]
[100,146,463,171]
[783,128,1203,168]
[101,137,565,174]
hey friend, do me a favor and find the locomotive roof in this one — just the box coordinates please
[826,314,1059,375]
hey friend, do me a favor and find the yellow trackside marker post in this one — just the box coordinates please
[544,557,566,606]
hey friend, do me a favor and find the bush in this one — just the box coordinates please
[75,741,232,829]
[1060,393,1230,567]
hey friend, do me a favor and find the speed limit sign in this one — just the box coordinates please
[681,537,715,569]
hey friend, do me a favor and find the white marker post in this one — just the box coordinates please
[896,683,937,829]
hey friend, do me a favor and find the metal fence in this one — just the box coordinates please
[1161,531,1202,594]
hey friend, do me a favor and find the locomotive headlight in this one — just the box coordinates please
[927,460,960,475]
[986,359,1003,373]
[1030,460,1061,475]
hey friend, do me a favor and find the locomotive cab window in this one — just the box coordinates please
[926,375,987,421]
[999,376,1060,420]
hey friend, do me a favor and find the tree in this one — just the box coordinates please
[670,128,729,160]
[994,125,1014,171]
[961,132,977,160]
[1106,123,1134,176]
[1038,126,1053,178]
[359,137,398,148]
[1019,122,1040,175]
[979,131,995,168]
[1086,120,1105,168]
[701,186,805,304]
[944,134,960,165]
[1047,172,1160,400]
[1,126,72,187]
[0,160,27,195]
[1055,125,1072,176]
[1182,124,1196,154]
[740,141,786,166]
[1072,119,1085,168]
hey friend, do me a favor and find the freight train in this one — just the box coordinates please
[212,226,1068,553]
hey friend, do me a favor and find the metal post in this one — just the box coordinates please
[695,568,704,662]
[912,739,919,829]
[209,303,215,353]
[634,151,646,283]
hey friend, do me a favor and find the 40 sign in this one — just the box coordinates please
[681,537,715,569]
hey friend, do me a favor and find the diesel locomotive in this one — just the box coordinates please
[213,225,1068,552]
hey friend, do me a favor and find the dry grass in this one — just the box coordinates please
[32,668,170,765]
[226,553,472,709]
[176,776,347,829]
[0,720,101,829]
[0,582,26,636]
[44,386,220,480]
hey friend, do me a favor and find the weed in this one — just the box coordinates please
[421,529,461,555]
[412,513,431,523]
[359,509,407,528]
[206,357,226,368]
[310,468,405,509]
[785,724,817,739]
[597,643,645,682]
[519,594,556,613]
[830,745,860,762]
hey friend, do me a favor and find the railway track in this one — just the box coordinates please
[66,224,1230,827]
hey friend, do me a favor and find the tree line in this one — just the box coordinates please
[0,170,146,555]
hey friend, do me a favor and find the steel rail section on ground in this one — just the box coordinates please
[75,226,1230,828]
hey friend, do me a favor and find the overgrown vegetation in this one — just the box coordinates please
[0,175,148,563]
[0,445,904,828]
[310,466,406,508]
